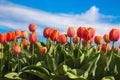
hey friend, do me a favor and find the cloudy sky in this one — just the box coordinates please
[0,0,120,44]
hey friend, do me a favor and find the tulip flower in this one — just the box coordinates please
[58,34,68,44]
[101,43,110,52]
[15,30,22,38]
[29,32,38,43]
[77,27,86,38]
[39,46,47,54]
[72,36,80,44]
[119,44,120,49]
[22,39,29,47]
[109,29,120,41]
[103,34,110,43]
[0,33,6,43]
[13,45,21,55]
[50,29,59,41]
[29,24,36,32]
[83,27,95,41]
[94,36,102,45]
[82,39,93,47]
[6,32,16,41]
[114,48,118,53]
[43,27,51,38]
[22,31,28,39]
[67,27,75,37]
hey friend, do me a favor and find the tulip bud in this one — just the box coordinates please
[50,29,59,41]
[103,34,110,43]
[83,27,95,40]
[109,29,120,41]
[22,39,29,47]
[13,45,21,55]
[29,32,38,43]
[58,34,68,44]
[119,44,120,49]
[72,36,80,44]
[0,33,6,43]
[22,31,28,39]
[43,27,51,38]
[15,30,22,38]
[101,43,110,52]
[77,27,86,38]
[29,24,36,32]
[67,27,75,37]
[6,32,15,41]
[94,36,102,45]
[39,46,47,54]
[114,48,118,53]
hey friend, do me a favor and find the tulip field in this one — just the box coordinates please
[0,24,120,80]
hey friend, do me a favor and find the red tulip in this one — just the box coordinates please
[77,27,86,38]
[103,34,110,43]
[72,36,80,44]
[13,45,21,55]
[39,46,47,54]
[67,27,75,37]
[29,24,36,32]
[101,43,110,52]
[50,29,59,41]
[29,32,38,43]
[58,34,68,44]
[22,31,28,39]
[94,36,102,45]
[43,27,51,38]
[109,29,120,41]
[15,30,22,38]
[6,32,15,41]
[83,27,95,40]
[22,39,29,47]
[0,33,6,43]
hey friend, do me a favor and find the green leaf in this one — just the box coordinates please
[101,76,115,80]
[4,72,21,80]
[91,54,100,76]
[23,70,49,80]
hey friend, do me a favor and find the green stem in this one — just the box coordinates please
[32,43,34,65]
[8,42,10,72]
[70,37,72,44]
[112,41,114,50]
[0,43,3,77]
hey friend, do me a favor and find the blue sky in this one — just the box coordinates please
[0,0,120,44]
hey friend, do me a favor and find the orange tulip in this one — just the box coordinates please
[94,36,102,45]
[82,39,93,46]
[15,30,22,38]
[50,29,59,41]
[77,27,86,38]
[43,27,51,38]
[114,48,118,52]
[58,34,68,44]
[83,27,95,40]
[72,36,80,44]
[22,31,28,39]
[109,29,120,41]
[103,34,110,43]
[29,24,36,32]
[119,44,120,49]
[13,45,21,55]
[67,27,75,37]
[22,39,29,47]
[101,43,110,52]
[0,33,6,43]
[6,32,15,41]
[29,32,38,43]
[39,46,47,54]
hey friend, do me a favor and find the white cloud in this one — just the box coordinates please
[0,2,119,38]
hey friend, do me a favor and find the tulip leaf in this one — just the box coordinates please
[101,76,115,80]
[4,72,21,80]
